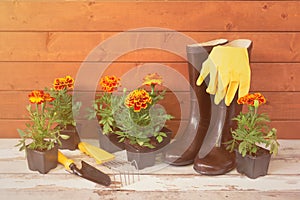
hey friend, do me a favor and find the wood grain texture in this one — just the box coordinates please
[1,62,299,91]
[1,32,300,62]
[0,1,300,31]
[0,139,299,199]
[0,1,299,138]
[1,190,300,200]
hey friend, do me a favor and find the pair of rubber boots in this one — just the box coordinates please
[163,39,252,175]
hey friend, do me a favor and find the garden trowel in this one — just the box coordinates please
[58,150,111,186]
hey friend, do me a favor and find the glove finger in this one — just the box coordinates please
[205,60,218,94]
[214,72,228,104]
[196,60,210,86]
[206,70,218,95]
[225,81,239,106]
[214,87,226,105]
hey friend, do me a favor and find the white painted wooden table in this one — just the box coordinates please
[0,139,299,200]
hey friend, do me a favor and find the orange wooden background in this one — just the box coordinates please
[0,1,300,139]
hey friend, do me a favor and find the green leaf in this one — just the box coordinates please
[241,149,247,157]
[60,134,70,140]
[137,140,144,146]
[118,137,125,143]
[156,135,163,143]
[17,129,26,137]
[159,132,167,137]
[143,143,155,149]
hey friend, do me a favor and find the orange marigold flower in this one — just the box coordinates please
[125,89,152,112]
[43,92,55,102]
[142,73,163,86]
[237,93,266,106]
[28,90,54,104]
[100,75,121,93]
[53,75,74,90]
[29,90,45,104]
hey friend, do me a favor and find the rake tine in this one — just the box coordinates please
[126,168,130,185]
[117,172,123,186]
[101,157,140,186]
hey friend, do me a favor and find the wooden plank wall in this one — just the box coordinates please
[0,0,299,139]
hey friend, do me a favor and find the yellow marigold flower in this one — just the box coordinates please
[142,73,163,86]
[53,75,74,90]
[64,75,74,90]
[28,90,54,104]
[125,89,152,112]
[100,75,121,93]
[53,78,65,90]
[237,93,266,106]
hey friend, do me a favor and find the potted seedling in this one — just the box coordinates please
[226,93,279,179]
[16,90,68,174]
[88,73,173,169]
[48,75,81,150]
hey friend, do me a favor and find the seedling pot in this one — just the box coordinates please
[235,147,271,179]
[26,144,58,174]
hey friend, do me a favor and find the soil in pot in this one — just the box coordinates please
[235,147,271,179]
[98,128,125,153]
[59,124,81,150]
[26,144,58,174]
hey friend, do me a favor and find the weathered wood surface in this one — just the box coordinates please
[1,32,300,62]
[0,139,299,200]
[1,0,299,138]
[1,1,300,31]
[1,62,299,91]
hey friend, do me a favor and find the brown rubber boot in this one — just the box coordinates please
[193,39,252,175]
[193,97,242,175]
[163,39,228,166]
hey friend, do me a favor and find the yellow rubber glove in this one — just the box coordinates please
[196,46,251,106]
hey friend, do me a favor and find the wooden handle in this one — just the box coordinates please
[58,151,74,171]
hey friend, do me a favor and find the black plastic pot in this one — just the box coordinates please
[26,144,58,174]
[235,147,271,179]
[125,127,173,170]
[125,143,157,170]
[59,124,81,150]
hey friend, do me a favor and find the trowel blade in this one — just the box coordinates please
[78,161,111,186]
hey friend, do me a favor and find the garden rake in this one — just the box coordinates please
[78,142,140,187]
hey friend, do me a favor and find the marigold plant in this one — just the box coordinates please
[87,75,121,134]
[16,90,68,151]
[226,93,279,157]
[88,73,173,148]
[114,73,173,148]
[48,75,81,127]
